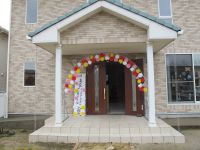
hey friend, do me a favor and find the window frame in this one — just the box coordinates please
[158,0,173,23]
[25,0,38,24]
[165,53,200,105]
[23,61,36,87]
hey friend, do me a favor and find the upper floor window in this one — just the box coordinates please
[26,0,38,24]
[24,61,36,86]
[158,0,173,23]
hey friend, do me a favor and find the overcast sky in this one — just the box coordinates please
[0,0,11,30]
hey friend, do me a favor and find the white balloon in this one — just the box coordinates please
[130,67,135,72]
[70,70,75,75]
[123,61,127,65]
[115,54,119,59]
[95,55,99,59]
[105,56,110,60]
[77,62,81,67]
[64,88,68,93]
[88,60,92,65]
[138,73,143,78]
[70,80,75,85]
[138,83,143,88]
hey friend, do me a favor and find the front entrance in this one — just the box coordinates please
[86,60,144,116]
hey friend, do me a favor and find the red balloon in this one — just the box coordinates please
[65,84,69,88]
[100,53,105,57]
[110,56,114,61]
[73,66,78,71]
[72,75,76,81]
[132,71,138,76]
[141,77,145,83]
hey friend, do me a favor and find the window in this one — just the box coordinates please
[26,0,38,24]
[158,0,173,23]
[24,61,36,86]
[166,54,200,103]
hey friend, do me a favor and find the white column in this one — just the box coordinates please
[55,44,62,126]
[146,42,157,127]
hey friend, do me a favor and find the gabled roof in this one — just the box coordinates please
[28,0,181,37]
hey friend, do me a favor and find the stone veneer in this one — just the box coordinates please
[8,0,200,115]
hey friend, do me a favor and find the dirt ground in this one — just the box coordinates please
[0,128,200,150]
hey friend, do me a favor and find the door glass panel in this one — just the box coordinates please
[94,65,100,111]
[132,76,137,111]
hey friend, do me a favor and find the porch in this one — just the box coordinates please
[29,115,185,143]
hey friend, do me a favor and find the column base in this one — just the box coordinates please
[148,122,157,127]
[55,123,62,127]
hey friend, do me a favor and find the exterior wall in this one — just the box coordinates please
[8,0,200,116]
[154,0,200,114]
[8,0,86,114]
[0,32,8,92]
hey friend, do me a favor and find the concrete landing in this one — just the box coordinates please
[29,115,185,144]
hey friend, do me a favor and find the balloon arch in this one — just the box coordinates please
[64,53,147,93]
[64,53,147,116]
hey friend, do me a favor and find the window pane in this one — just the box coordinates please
[24,61,35,86]
[26,0,37,23]
[166,54,195,103]
[131,76,137,111]
[168,82,194,102]
[94,65,99,112]
[193,54,200,101]
[166,54,193,82]
[159,0,172,16]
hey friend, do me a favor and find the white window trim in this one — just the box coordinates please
[165,53,200,105]
[158,0,173,23]
[25,0,38,24]
[23,61,36,87]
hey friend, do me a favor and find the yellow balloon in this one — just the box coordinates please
[110,53,114,57]
[68,84,73,89]
[76,68,81,73]
[136,69,141,74]
[81,105,85,110]
[89,55,94,59]
[100,57,105,61]
[119,59,123,64]
[74,88,78,93]
[73,112,78,117]
[137,79,141,84]
[83,62,88,67]
[68,74,72,79]
[144,87,148,92]
[80,112,85,116]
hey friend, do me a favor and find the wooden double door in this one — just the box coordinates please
[86,60,144,116]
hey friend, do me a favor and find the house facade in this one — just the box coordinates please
[8,0,200,127]
[0,26,8,118]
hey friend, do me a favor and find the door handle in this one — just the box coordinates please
[104,88,106,100]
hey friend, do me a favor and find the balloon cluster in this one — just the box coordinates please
[65,53,147,93]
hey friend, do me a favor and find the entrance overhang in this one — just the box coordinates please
[27,0,182,54]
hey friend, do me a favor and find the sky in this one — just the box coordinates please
[0,0,11,30]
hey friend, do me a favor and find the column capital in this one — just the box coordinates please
[56,43,62,48]
[146,41,153,46]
